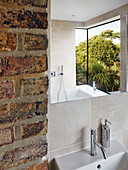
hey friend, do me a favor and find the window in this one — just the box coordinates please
[76,19,120,93]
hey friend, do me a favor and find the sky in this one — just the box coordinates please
[75,20,120,46]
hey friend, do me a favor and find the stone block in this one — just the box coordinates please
[22,119,48,139]
[24,34,48,50]
[0,55,47,76]
[0,99,48,124]
[0,81,15,100]
[20,0,48,7]
[0,127,14,146]
[27,160,48,170]
[0,32,17,51]
[0,9,48,29]
[22,76,48,96]
[0,140,47,169]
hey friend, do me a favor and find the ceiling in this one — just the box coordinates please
[51,0,128,22]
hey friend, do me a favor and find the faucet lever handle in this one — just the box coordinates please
[105,119,111,125]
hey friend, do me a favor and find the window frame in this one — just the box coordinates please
[76,18,120,90]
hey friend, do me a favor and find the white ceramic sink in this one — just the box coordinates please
[54,140,128,170]
[78,152,128,170]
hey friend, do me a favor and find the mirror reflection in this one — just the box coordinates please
[50,0,127,104]
[76,20,120,93]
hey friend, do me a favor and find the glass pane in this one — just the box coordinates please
[88,20,120,92]
[75,29,87,85]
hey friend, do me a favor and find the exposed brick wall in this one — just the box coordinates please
[27,160,48,170]
[20,0,48,7]
[22,120,48,139]
[24,34,48,50]
[0,81,15,99]
[0,55,47,76]
[0,127,14,146]
[22,76,48,96]
[0,0,48,169]
[0,9,48,29]
[0,140,47,169]
[0,32,17,51]
[0,100,47,124]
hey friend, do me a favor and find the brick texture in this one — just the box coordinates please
[20,0,48,7]
[0,0,14,3]
[0,104,10,117]
[22,76,48,96]
[0,0,48,7]
[22,120,48,139]
[0,100,48,124]
[0,9,48,29]
[0,55,47,76]
[0,0,48,169]
[0,127,14,146]
[27,160,48,170]
[0,32,17,51]
[0,140,47,169]
[0,81,15,99]
[24,34,48,50]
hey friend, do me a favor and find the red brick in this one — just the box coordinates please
[0,100,48,124]
[0,103,34,124]
[0,32,17,51]
[22,76,48,96]
[0,140,47,169]
[20,0,48,7]
[0,0,48,7]
[22,120,48,139]
[0,104,10,117]
[0,127,14,146]
[24,34,48,50]
[27,160,48,170]
[0,55,47,76]
[0,9,48,29]
[0,81,15,100]
[0,0,14,3]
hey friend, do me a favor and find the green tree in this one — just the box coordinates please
[76,29,120,92]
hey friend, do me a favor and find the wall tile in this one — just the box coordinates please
[48,98,91,152]
[123,129,128,149]
[91,93,128,134]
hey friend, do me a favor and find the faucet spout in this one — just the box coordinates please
[94,140,107,159]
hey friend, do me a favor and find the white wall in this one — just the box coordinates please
[50,20,84,102]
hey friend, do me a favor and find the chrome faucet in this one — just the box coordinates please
[90,129,107,159]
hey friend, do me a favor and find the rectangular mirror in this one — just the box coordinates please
[50,0,128,104]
